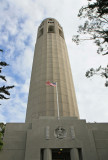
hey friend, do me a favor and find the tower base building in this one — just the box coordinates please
[0,18,108,160]
[1,117,108,160]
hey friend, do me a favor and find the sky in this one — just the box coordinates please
[0,0,108,123]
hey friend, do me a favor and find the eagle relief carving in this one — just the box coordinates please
[54,126,67,139]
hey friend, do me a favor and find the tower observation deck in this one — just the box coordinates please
[26,18,79,122]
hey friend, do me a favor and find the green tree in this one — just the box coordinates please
[72,0,108,86]
[0,49,14,150]
[0,50,14,101]
[0,123,5,150]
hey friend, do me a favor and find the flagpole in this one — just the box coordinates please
[56,82,60,120]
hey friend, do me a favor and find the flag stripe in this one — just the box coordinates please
[46,81,56,87]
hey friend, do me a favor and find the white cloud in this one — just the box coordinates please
[20,79,30,94]
[11,47,33,79]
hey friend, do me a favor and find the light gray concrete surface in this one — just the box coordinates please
[1,117,108,160]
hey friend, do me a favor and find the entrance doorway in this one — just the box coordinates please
[52,148,71,160]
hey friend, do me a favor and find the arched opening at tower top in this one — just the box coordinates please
[48,25,55,33]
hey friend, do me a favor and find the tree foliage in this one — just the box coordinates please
[0,50,14,150]
[0,50,14,101]
[72,0,108,55]
[0,123,5,150]
[86,65,108,86]
[72,0,108,86]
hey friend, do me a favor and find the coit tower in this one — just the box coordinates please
[1,18,108,160]
[26,18,79,122]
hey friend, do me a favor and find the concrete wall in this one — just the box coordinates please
[1,118,108,160]
[0,123,31,160]
[87,123,108,160]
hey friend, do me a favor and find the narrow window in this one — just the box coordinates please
[59,29,64,39]
[48,26,55,33]
[38,28,43,38]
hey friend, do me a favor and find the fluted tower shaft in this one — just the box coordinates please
[26,18,79,122]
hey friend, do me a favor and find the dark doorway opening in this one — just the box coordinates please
[52,148,71,160]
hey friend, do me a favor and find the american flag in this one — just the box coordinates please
[46,81,56,87]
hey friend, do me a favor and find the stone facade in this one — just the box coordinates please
[0,18,108,160]
[1,117,108,160]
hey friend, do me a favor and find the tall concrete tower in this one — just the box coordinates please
[26,18,79,122]
[1,18,108,160]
